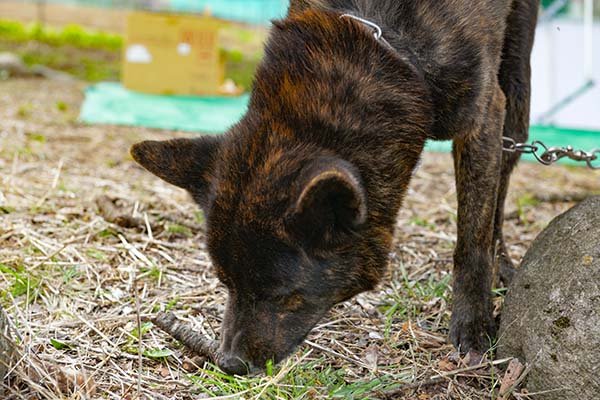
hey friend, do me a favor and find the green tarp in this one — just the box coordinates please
[80,82,249,133]
[80,82,598,167]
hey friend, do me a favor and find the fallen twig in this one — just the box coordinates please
[151,312,220,363]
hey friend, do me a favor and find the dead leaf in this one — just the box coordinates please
[52,366,97,396]
[364,345,379,371]
[158,366,170,378]
[462,351,487,367]
[499,358,525,399]
[182,355,205,372]
[438,357,456,371]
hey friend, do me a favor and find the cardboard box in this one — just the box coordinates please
[123,12,225,96]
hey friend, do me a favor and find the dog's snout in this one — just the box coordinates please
[217,354,250,376]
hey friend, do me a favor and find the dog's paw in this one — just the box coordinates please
[449,303,495,354]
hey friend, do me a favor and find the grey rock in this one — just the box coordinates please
[0,52,31,77]
[30,64,75,82]
[498,196,600,400]
[0,52,74,81]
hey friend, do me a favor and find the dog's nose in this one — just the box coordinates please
[217,354,250,376]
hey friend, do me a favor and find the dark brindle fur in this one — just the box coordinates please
[131,0,538,375]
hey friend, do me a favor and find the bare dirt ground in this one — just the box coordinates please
[1,78,599,399]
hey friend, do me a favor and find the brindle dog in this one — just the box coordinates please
[131,0,539,375]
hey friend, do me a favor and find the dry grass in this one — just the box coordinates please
[1,78,599,400]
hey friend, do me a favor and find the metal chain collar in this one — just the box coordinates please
[503,137,600,169]
[338,14,600,170]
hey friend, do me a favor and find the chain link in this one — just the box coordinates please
[503,137,599,169]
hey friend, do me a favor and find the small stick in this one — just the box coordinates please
[151,312,220,363]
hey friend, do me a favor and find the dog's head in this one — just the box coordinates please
[131,136,391,374]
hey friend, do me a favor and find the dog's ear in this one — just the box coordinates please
[130,136,222,207]
[287,157,367,245]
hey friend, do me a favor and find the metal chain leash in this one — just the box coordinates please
[503,137,600,169]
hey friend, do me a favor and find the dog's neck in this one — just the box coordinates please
[244,9,433,145]
[216,9,433,218]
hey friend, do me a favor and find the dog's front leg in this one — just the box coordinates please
[450,86,506,355]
